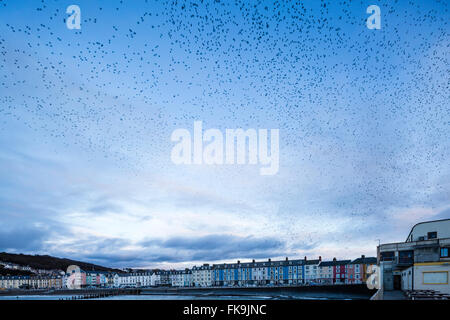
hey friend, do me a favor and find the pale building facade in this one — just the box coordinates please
[379,219,450,294]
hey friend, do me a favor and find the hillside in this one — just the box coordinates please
[0,265,35,276]
[0,252,121,273]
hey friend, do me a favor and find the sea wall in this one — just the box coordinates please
[142,284,376,299]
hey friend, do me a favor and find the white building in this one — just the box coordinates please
[304,258,321,284]
[113,273,121,288]
[192,264,212,287]
[379,218,450,294]
[113,272,151,288]
[150,271,169,286]
[182,269,192,287]
[406,219,450,242]
[251,262,268,285]
[170,270,183,287]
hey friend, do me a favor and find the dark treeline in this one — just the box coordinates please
[0,252,121,273]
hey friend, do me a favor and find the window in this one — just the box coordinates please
[441,248,449,258]
[428,232,437,239]
[423,271,448,284]
[380,251,395,261]
[398,250,414,264]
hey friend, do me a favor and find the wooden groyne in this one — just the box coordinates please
[60,289,141,300]
[0,288,141,298]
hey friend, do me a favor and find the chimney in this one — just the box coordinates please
[333,257,337,262]
[252,259,255,263]
[361,255,365,259]
[286,257,288,261]
[237,260,240,264]
[319,256,322,261]
[268,258,271,262]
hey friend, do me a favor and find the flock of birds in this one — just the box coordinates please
[0,0,448,239]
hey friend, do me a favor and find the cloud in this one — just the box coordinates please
[46,234,287,268]
[291,241,318,251]
[88,203,123,214]
[144,234,283,251]
[133,234,286,265]
[0,227,47,252]
[155,178,256,214]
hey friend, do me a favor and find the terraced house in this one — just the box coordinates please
[346,255,377,284]
[304,258,321,284]
[212,260,256,286]
[84,271,109,287]
[1,256,379,290]
[0,275,63,289]
[333,259,351,284]
[192,264,212,287]
[113,272,152,288]
[318,259,334,284]
[212,257,317,286]
[150,270,170,286]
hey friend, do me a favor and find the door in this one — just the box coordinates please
[393,275,401,290]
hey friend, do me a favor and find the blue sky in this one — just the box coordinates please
[0,0,449,269]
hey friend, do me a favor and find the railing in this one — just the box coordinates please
[380,256,414,266]
[380,256,395,262]
[397,257,414,265]
[381,237,450,250]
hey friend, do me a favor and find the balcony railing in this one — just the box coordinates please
[397,257,414,265]
[380,256,414,266]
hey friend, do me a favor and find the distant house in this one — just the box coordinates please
[150,270,169,286]
[318,258,351,284]
[347,255,377,284]
[192,264,212,287]
[0,275,63,289]
[318,259,334,285]
[304,257,321,284]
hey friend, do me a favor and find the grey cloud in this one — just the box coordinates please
[158,234,283,251]
[53,236,131,254]
[88,203,123,214]
[291,241,318,251]
[49,234,288,268]
[0,227,47,252]
[134,234,287,265]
